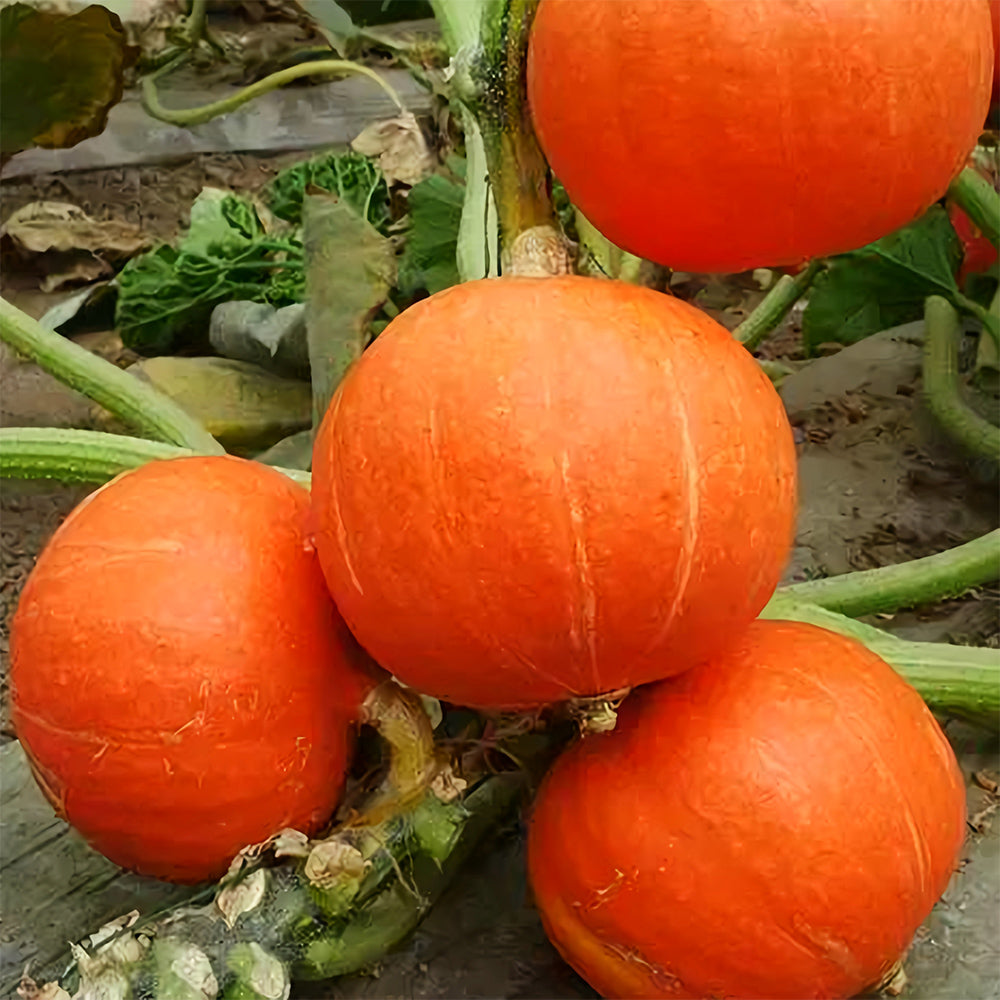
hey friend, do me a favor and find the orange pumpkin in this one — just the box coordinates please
[11,457,374,883]
[527,620,968,1000]
[527,0,995,273]
[311,276,796,709]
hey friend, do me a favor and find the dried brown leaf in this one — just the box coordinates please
[351,113,434,187]
[3,202,150,258]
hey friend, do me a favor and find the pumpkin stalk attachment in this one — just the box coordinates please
[468,0,571,275]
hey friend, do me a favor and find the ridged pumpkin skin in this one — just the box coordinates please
[527,620,967,1000]
[527,0,995,273]
[11,457,373,884]
[312,276,796,709]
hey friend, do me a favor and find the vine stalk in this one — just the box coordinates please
[0,297,222,455]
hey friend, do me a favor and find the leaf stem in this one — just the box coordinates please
[775,529,1000,618]
[735,260,823,351]
[141,57,405,128]
[922,295,1000,458]
[0,428,311,487]
[0,297,222,454]
[948,167,1000,248]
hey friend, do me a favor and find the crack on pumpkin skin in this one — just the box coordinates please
[328,391,364,596]
[644,349,699,655]
[558,450,600,693]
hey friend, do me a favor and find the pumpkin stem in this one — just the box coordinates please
[468,0,572,275]
[345,681,463,827]
[566,687,633,735]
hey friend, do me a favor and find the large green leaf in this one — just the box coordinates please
[802,206,963,354]
[0,2,135,157]
[115,191,304,355]
[398,172,465,296]
[266,150,391,232]
[303,195,396,425]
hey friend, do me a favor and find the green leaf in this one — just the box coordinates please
[299,0,360,39]
[303,195,396,425]
[398,173,465,296]
[0,2,134,157]
[802,206,963,353]
[115,192,304,355]
[180,189,263,257]
[266,150,391,233]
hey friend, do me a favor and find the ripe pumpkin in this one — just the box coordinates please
[311,276,796,710]
[11,457,374,884]
[527,0,995,273]
[527,620,967,1000]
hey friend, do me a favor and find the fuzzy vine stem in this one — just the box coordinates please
[141,55,405,128]
[0,428,311,487]
[922,295,1000,458]
[948,166,1000,248]
[735,260,824,351]
[776,529,1000,618]
[0,297,222,455]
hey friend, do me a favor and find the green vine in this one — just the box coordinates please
[776,529,1000,618]
[141,55,405,128]
[735,260,824,351]
[0,297,222,455]
[922,295,1000,458]
[0,428,310,487]
[948,166,1000,248]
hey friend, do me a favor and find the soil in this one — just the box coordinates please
[2,146,998,998]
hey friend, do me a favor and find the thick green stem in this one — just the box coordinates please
[735,260,824,351]
[922,295,1000,458]
[776,529,1000,618]
[180,0,207,48]
[141,57,405,128]
[762,597,1000,731]
[954,290,1000,350]
[0,428,311,487]
[0,297,222,455]
[472,0,567,275]
[429,0,499,281]
[429,0,484,52]
[455,108,500,281]
[948,167,1000,248]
